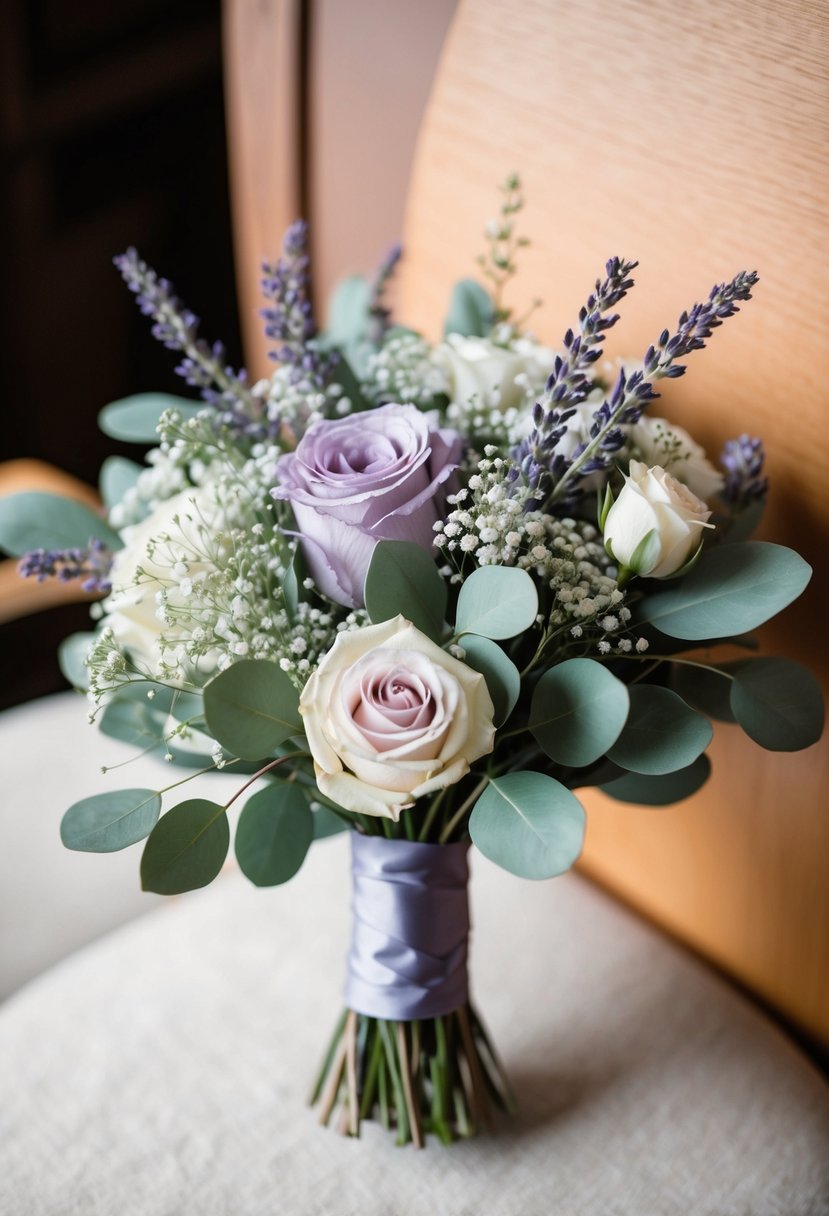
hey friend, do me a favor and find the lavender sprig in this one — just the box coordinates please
[260,220,337,392]
[18,537,113,594]
[721,433,768,504]
[114,249,259,434]
[510,257,638,505]
[366,241,403,346]
[545,269,759,507]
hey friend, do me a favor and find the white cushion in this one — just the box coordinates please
[1,824,827,1213]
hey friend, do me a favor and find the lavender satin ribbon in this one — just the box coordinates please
[345,834,470,1020]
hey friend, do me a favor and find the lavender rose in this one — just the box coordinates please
[272,403,461,606]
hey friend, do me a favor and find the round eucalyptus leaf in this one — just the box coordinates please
[469,772,586,880]
[458,634,520,726]
[312,806,350,839]
[364,540,447,641]
[98,393,203,443]
[600,755,712,805]
[530,658,629,767]
[140,798,229,894]
[607,685,713,775]
[455,566,538,640]
[203,660,303,759]
[443,278,493,338]
[671,663,737,723]
[61,788,161,853]
[58,632,97,690]
[0,491,122,556]
[99,456,143,508]
[638,542,812,640]
[730,658,824,751]
[235,784,314,886]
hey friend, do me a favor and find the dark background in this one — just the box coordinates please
[0,0,243,708]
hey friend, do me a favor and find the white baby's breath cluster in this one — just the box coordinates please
[363,331,449,408]
[433,448,643,652]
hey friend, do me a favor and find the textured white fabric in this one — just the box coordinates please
[1,831,828,1215]
[0,693,241,999]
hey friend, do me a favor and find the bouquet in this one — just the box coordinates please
[2,175,822,1147]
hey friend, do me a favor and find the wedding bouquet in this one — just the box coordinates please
[2,176,822,1147]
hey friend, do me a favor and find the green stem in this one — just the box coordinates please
[438,776,490,843]
[417,788,448,842]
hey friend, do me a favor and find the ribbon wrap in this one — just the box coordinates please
[344,834,470,1020]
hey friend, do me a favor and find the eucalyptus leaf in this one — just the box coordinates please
[607,685,713,774]
[444,279,493,338]
[234,784,314,886]
[672,663,737,723]
[458,634,520,726]
[99,456,143,508]
[638,542,812,640]
[455,566,538,640]
[203,660,303,759]
[600,755,712,806]
[140,798,229,894]
[98,685,216,769]
[364,540,447,641]
[530,658,629,767]
[469,772,586,880]
[98,393,203,443]
[61,788,161,853]
[720,499,765,544]
[325,275,371,353]
[58,632,97,690]
[730,658,824,751]
[0,491,122,556]
[312,806,349,839]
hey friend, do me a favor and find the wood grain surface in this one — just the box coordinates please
[223,0,304,378]
[401,0,829,1043]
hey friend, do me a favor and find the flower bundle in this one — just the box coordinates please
[2,176,822,1147]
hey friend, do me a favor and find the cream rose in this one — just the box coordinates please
[300,616,496,820]
[603,460,714,579]
[628,416,725,502]
[432,334,555,413]
[104,484,225,674]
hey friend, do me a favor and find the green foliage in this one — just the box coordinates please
[0,491,122,556]
[639,542,812,640]
[234,784,314,886]
[203,660,303,759]
[58,632,97,691]
[729,658,824,751]
[600,755,712,805]
[364,540,447,642]
[672,663,737,723]
[455,566,538,640]
[312,806,349,839]
[607,685,712,774]
[443,279,493,338]
[458,635,520,726]
[61,789,161,852]
[530,658,629,767]
[97,684,214,769]
[99,456,143,508]
[140,798,229,894]
[98,393,203,443]
[469,772,585,880]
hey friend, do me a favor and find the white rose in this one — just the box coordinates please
[300,616,495,820]
[628,416,725,502]
[104,485,225,674]
[432,334,555,413]
[603,460,714,579]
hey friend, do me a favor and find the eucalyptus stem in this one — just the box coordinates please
[438,776,490,844]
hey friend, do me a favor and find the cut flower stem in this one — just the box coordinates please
[312,1004,514,1146]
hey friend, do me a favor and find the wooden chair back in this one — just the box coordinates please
[225,0,829,1045]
